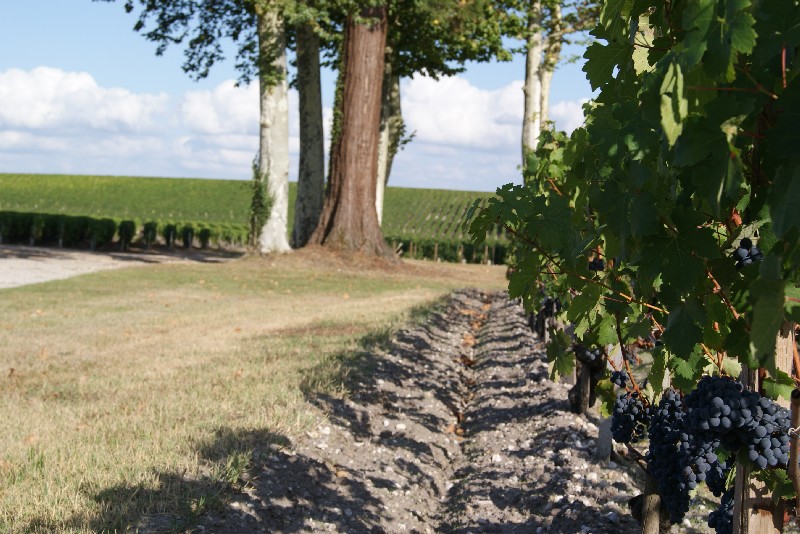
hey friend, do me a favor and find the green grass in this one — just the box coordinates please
[0,250,507,532]
[0,173,506,247]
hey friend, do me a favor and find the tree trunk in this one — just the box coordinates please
[291,22,325,248]
[308,6,394,258]
[539,3,563,127]
[375,51,402,227]
[256,9,291,254]
[521,0,544,160]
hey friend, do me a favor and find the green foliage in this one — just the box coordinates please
[248,160,272,248]
[468,0,800,497]
[0,174,505,262]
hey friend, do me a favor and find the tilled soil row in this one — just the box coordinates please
[194,290,644,533]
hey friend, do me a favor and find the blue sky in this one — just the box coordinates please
[0,1,593,192]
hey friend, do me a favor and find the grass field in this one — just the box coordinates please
[0,173,507,255]
[0,250,506,532]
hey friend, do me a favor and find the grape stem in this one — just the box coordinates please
[615,313,643,396]
[623,443,648,471]
[782,44,788,89]
[706,268,741,321]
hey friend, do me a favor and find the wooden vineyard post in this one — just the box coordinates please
[595,344,623,463]
[732,321,795,533]
[434,242,438,261]
[641,474,663,534]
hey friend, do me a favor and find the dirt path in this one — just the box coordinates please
[189,290,652,533]
[0,244,237,289]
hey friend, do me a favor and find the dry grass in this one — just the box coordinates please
[0,247,506,532]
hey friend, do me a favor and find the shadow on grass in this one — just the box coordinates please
[33,430,289,533]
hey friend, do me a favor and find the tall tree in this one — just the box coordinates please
[255,3,291,252]
[374,0,511,224]
[99,0,292,253]
[308,5,392,257]
[499,0,597,159]
[291,19,326,247]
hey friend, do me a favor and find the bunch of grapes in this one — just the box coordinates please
[575,345,603,365]
[645,389,691,522]
[588,257,605,271]
[610,369,628,388]
[611,391,650,443]
[684,375,790,470]
[732,237,763,269]
[708,489,734,534]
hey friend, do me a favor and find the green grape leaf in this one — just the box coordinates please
[567,284,602,324]
[681,0,715,68]
[650,347,669,396]
[662,302,704,357]
[630,192,660,236]
[508,270,540,310]
[750,256,786,375]
[547,329,575,381]
[762,370,795,403]
[704,0,758,82]
[722,357,742,379]
[768,164,800,239]
[595,379,617,418]
[536,195,574,250]
[600,0,634,39]
[583,39,632,91]
[753,469,795,500]
[597,313,620,346]
[660,61,688,146]
[670,347,706,391]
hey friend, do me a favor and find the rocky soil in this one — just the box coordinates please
[192,290,727,533]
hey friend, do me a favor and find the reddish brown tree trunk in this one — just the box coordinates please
[308,5,394,258]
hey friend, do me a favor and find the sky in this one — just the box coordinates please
[0,1,594,193]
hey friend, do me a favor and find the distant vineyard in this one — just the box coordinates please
[0,173,508,263]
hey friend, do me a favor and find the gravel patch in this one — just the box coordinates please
[0,244,236,289]
[191,290,676,533]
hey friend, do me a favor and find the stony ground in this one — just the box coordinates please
[191,289,694,534]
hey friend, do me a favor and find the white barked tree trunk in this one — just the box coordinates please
[521,0,544,160]
[375,65,401,226]
[291,22,325,248]
[257,9,291,254]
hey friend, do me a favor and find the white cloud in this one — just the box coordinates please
[402,76,523,148]
[182,81,258,135]
[550,99,588,134]
[0,67,170,133]
[0,67,588,191]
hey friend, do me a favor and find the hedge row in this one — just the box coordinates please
[0,211,249,251]
[387,236,508,265]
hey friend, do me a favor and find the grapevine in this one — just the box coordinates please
[467,0,800,529]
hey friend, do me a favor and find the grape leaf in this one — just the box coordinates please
[600,0,634,39]
[546,329,575,381]
[704,0,757,82]
[762,370,795,403]
[567,284,602,324]
[660,61,688,146]
[662,302,704,357]
[670,347,706,391]
[768,165,800,239]
[681,0,715,68]
[749,256,785,375]
[650,347,669,396]
[583,39,632,91]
